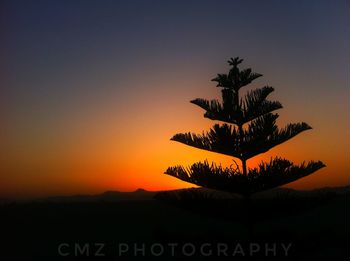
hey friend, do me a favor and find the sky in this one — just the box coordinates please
[2,0,350,198]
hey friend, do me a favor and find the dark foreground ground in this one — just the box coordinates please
[1,191,350,260]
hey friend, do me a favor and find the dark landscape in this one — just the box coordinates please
[2,186,350,260]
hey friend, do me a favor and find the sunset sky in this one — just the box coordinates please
[2,0,350,198]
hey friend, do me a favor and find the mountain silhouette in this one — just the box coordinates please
[2,186,350,204]
[39,188,156,203]
[24,185,350,203]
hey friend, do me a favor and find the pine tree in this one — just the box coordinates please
[165,57,325,197]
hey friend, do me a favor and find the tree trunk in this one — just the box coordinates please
[242,159,247,176]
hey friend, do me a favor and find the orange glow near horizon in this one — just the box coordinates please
[3,77,349,199]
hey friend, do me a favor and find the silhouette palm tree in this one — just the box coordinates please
[165,57,325,197]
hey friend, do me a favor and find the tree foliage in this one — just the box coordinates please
[165,57,325,196]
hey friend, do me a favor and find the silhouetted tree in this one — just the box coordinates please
[165,57,325,197]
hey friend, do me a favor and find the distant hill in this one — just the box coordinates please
[40,188,157,203]
[156,185,350,201]
[2,185,350,204]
